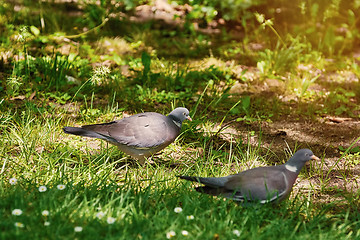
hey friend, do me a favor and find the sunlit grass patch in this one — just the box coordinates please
[1,103,359,238]
[1,145,360,239]
[1,1,360,237]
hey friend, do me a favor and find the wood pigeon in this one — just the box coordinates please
[64,107,191,164]
[179,149,319,204]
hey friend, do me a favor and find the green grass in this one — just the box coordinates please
[0,108,359,239]
[2,178,359,240]
[1,0,360,239]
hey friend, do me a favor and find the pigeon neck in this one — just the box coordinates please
[168,115,182,129]
[284,157,306,174]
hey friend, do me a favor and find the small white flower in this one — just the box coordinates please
[57,184,66,190]
[166,230,176,239]
[106,216,116,224]
[14,222,24,228]
[44,221,50,226]
[9,178,17,185]
[174,207,182,213]
[42,210,49,217]
[12,209,23,216]
[74,226,83,232]
[233,229,241,237]
[181,230,189,236]
[38,186,47,192]
[96,211,105,219]
[186,215,194,220]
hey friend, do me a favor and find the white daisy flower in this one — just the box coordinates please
[233,229,241,237]
[174,207,182,213]
[38,186,47,192]
[96,211,105,219]
[44,221,50,226]
[12,209,23,216]
[9,178,17,185]
[42,210,49,217]
[106,216,116,224]
[57,184,66,190]
[186,215,194,220]
[74,226,83,232]
[181,230,189,236]
[14,222,24,228]
[166,230,176,239]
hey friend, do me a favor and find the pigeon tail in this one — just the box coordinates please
[178,176,229,188]
[63,127,116,143]
[178,176,198,181]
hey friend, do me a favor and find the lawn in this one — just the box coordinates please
[1,0,360,239]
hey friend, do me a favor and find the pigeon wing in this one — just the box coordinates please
[82,112,180,148]
[225,166,288,202]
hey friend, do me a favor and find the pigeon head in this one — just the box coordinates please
[168,107,192,124]
[285,148,320,173]
[293,149,319,162]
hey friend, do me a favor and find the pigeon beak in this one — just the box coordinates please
[311,155,320,161]
[187,116,192,121]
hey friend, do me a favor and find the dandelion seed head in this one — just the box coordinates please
[12,209,23,216]
[174,207,182,213]
[89,66,110,85]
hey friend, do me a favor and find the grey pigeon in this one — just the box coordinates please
[64,107,191,164]
[179,149,319,204]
